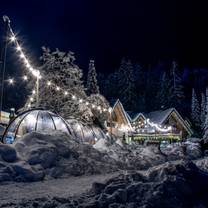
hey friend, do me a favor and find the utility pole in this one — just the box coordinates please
[0,16,10,121]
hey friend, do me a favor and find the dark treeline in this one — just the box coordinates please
[97,58,208,119]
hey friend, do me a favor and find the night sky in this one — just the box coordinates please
[1,0,208,73]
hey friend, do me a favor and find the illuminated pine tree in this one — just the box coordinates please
[203,88,208,139]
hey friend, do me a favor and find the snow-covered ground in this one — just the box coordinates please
[0,132,208,207]
[0,172,119,207]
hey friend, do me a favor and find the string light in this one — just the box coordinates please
[10,36,16,42]
[146,119,172,132]
[16,46,21,51]
[72,95,76,100]
[30,97,34,102]
[23,75,28,81]
[32,90,36,94]
[47,81,51,86]
[8,24,110,115]
[8,78,14,84]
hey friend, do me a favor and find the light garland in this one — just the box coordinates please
[7,22,110,114]
[146,118,172,132]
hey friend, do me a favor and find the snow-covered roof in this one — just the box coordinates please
[144,108,174,124]
[132,113,146,122]
[112,99,132,127]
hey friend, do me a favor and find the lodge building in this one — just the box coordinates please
[107,99,193,142]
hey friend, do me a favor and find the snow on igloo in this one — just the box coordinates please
[2,109,106,144]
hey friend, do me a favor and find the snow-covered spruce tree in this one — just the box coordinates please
[86,60,99,95]
[24,47,93,123]
[203,88,208,139]
[201,92,206,131]
[169,61,185,110]
[191,88,200,128]
[117,58,137,111]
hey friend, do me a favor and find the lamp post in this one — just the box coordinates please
[0,16,10,119]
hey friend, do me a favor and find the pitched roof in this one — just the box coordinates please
[144,108,174,124]
[112,99,132,127]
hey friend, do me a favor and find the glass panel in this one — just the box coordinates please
[82,126,94,143]
[3,113,27,144]
[16,110,39,138]
[51,115,69,135]
[36,111,55,132]
[70,121,84,141]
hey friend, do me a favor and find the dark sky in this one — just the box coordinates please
[1,0,208,73]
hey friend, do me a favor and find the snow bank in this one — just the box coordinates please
[0,131,120,182]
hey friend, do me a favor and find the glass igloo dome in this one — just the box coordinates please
[2,109,72,144]
[2,109,107,144]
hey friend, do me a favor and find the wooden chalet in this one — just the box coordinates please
[109,99,193,142]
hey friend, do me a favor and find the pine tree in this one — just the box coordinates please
[203,88,208,139]
[86,60,99,95]
[191,88,200,128]
[24,47,93,123]
[169,61,185,110]
[117,59,137,111]
[201,92,206,130]
[156,72,171,109]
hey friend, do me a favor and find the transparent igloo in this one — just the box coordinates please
[2,109,106,144]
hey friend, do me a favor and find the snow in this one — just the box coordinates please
[0,131,208,207]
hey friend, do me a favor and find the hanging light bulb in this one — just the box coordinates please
[23,75,28,81]
[8,78,14,85]
[10,36,16,42]
[47,81,51,86]
[16,46,22,51]
[20,53,25,59]
[72,95,76,100]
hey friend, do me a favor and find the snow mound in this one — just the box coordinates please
[0,132,120,182]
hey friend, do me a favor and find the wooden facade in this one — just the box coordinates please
[109,100,193,141]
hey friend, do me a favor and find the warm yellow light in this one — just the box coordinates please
[23,75,28,80]
[16,46,22,51]
[10,36,16,42]
[47,81,51,86]
[8,78,14,84]
[72,95,76,100]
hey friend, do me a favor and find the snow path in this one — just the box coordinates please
[0,172,119,205]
